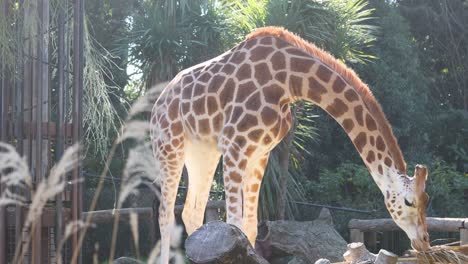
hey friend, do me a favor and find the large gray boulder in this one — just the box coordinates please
[256,208,347,263]
[185,221,269,264]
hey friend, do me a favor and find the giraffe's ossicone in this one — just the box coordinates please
[151,27,430,263]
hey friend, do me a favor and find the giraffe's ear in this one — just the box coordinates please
[414,164,428,194]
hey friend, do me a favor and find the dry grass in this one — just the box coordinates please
[415,245,468,264]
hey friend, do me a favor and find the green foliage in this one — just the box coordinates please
[398,0,468,111]
[427,109,468,171]
[426,159,468,217]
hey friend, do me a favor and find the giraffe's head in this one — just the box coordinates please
[384,165,430,251]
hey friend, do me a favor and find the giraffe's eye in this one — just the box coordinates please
[404,198,415,207]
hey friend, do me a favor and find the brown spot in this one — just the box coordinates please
[212,113,223,132]
[251,183,260,192]
[391,199,395,204]
[181,102,190,114]
[192,97,206,115]
[366,151,375,163]
[168,98,179,120]
[353,132,367,153]
[332,76,346,93]
[255,63,272,85]
[171,122,183,136]
[263,84,284,104]
[377,153,382,160]
[376,136,386,152]
[260,36,272,45]
[224,126,235,139]
[384,157,393,167]
[222,64,236,75]
[231,51,246,64]
[231,106,244,123]
[275,72,287,83]
[238,114,258,132]
[275,38,290,49]
[231,151,239,161]
[378,165,383,175]
[229,197,237,203]
[236,64,252,81]
[366,114,377,131]
[234,136,247,148]
[271,51,286,70]
[206,96,218,116]
[326,98,349,118]
[219,79,235,108]
[307,77,327,103]
[239,159,247,170]
[237,81,257,102]
[211,64,222,73]
[187,115,197,131]
[228,206,237,213]
[250,46,274,62]
[342,119,354,133]
[244,38,257,49]
[291,57,315,73]
[354,105,364,126]
[261,107,278,126]
[198,72,211,83]
[209,75,226,93]
[262,134,272,145]
[289,75,303,98]
[182,75,193,85]
[248,129,264,142]
[182,85,193,99]
[199,119,210,135]
[225,156,235,167]
[344,89,359,102]
[193,83,204,96]
[285,48,308,57]
[245,145,257,157]
[370,136,375,146]
[316,65,332,82]
[386,191,390,199]
[397,211,402,216]
[271,121,281,136]
[246,92,261,111]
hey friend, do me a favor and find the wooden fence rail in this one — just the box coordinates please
[349,217,468,246]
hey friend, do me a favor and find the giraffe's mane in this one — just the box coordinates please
[247,26,407,173]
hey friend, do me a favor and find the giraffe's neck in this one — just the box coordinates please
[285,50,406,189]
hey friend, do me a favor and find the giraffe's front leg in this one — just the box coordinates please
[222,151,244,229]
[223,144,269,246]
[242,153,269,245]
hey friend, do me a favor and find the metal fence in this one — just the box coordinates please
[0,0,84,263]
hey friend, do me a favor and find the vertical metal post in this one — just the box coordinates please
[15,0,25,253]
[32,0,44,261]
[72,0,84,263]
[56,0,66,261]
[0,1,9,262]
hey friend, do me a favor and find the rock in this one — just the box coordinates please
[343,242,376,264]
[112,257,144,264]
[185,221,269,264]
[314,258,331,264]
[257,208,347,263]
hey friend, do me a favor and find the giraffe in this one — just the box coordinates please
[150,27,431,263]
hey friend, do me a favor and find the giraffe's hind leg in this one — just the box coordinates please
[182,140,221,234]
[153,137,185,264]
